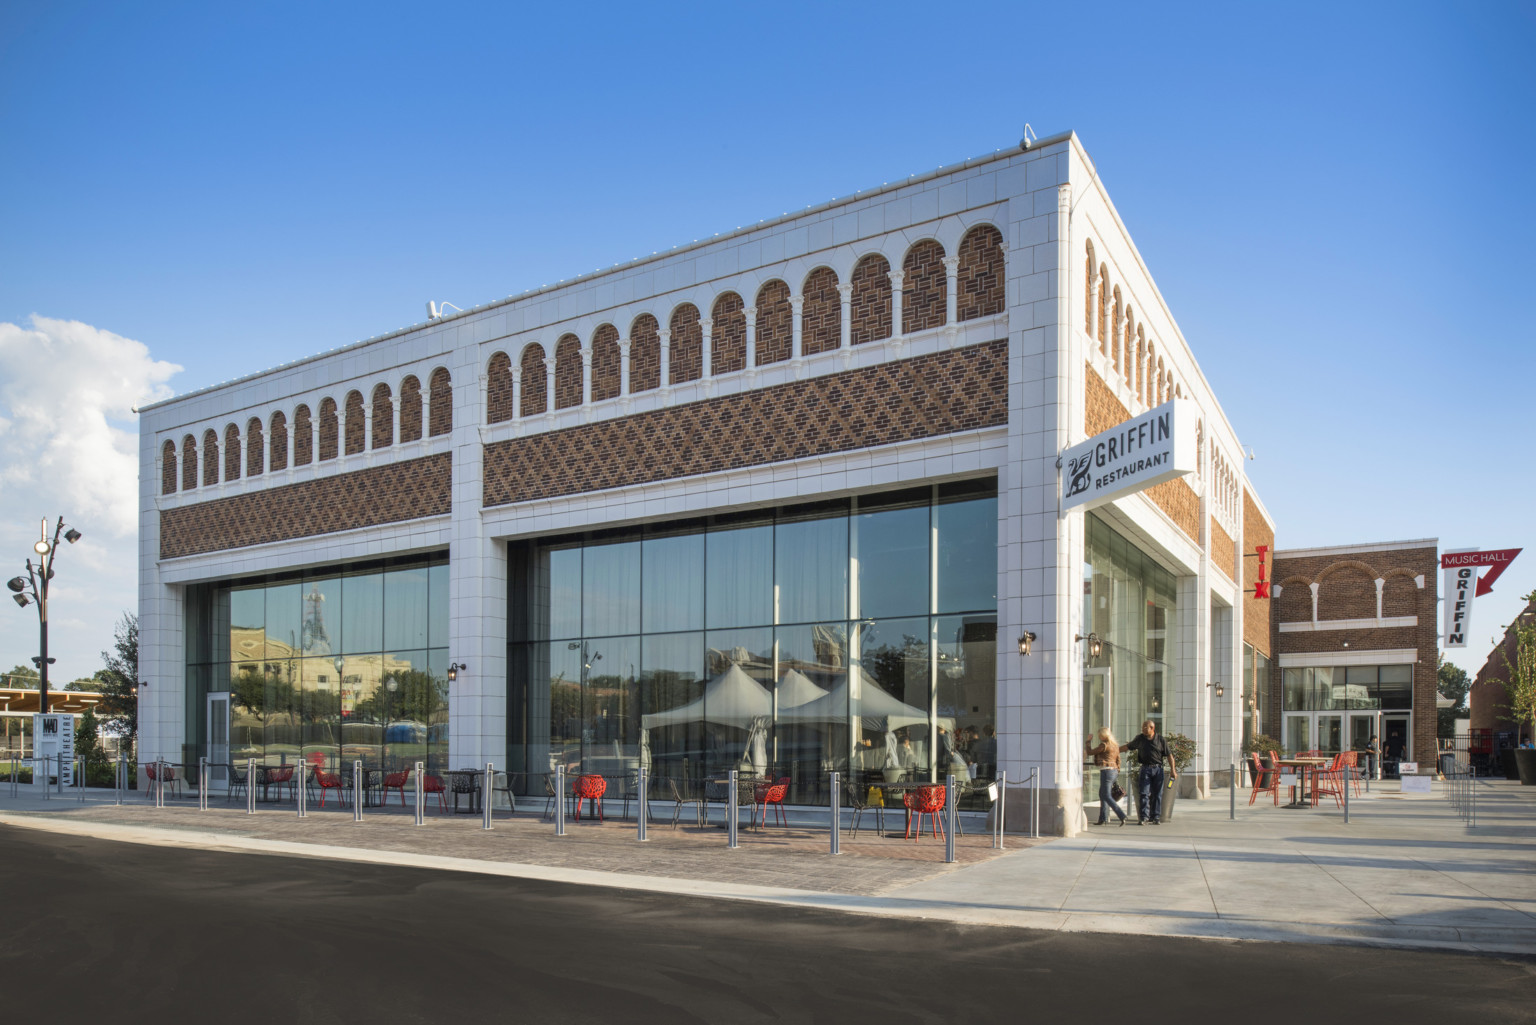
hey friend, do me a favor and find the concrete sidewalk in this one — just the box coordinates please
[2,775,1532,955]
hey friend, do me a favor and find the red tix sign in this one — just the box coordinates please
[1440,548,1523,597]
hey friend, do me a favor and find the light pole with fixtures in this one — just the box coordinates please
[7,517,83,720]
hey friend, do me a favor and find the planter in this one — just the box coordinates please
[1159,780,1178,820]
[1515,748,1536,786]
[1500,748,1520,780]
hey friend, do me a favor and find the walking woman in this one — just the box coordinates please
[1085,727,1127,825]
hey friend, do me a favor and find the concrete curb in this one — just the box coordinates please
[5,810,1533,957]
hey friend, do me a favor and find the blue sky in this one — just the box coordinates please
[1,1,1532,684]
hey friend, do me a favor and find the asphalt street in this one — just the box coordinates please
[1,825,1532,1024]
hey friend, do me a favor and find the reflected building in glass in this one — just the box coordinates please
[138,131,1284,833]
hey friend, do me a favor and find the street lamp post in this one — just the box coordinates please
[7,517,83,720]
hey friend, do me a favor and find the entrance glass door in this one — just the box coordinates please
[207,692,230,789]
[1083,668,1112,809]
[1283,714,1312,756]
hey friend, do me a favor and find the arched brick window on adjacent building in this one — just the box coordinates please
[669,304,703,383]
[711,293,746,374]
[755,280,792,365]
[849,254,892,344]
[293,404,314,466]
[269,410,289,471]
[1383,572,1419,617]
[1275,577,1312,623]
[902,240,946,334]
[161,440,177,495]
[630,315,660,392]
[801,267,840,355]
[428,367,452,436]
[182,435,198,490]
[1084,240,1097,331]
[318,398,339,461]
[223,424,241,481]
[1318,563,1378,621]
[486,353,513,423]
[371,384,393,449]
[1111,288,1123,373]
[202,429,221,486]
[399,376,422,441]
[520,344,547,416]
[1098,266,1110,352]
[246,417,264,476]
[957,224,1005,321]
[344,391,366,455]
[554,334,582,410]
[591,324,621,401]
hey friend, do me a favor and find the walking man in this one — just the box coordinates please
[1122,719,1177,824]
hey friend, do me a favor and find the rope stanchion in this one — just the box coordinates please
[353,761,364,821]
[297,762,307,818]
[994,771,1006,850]
[727,770,739,849]
[200,756,208,811]
[636,765,648,841]
[1029,766,1039,838]
[483,762,494,831]
[1229,763,1236,820]
[555,766,566,836]
[829,771,840,855]
[944,774,956,864]
[246,758,257,814]
[413,761,425,826]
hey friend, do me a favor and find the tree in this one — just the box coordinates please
[75,707,105,763]
[64,677,96,692]
[3,665,39,689]
[1437,654,1471,738]
[1495,591,1536,743]
[95,613,139,747]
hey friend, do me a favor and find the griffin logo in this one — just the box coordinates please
[1065,452,1094,499]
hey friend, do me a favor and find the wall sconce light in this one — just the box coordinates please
[447,662,467,681]
[1075,632,1104,658]
[1017,632,1036,656]
[1208,682,1225,698]
[1342,639,1350,649]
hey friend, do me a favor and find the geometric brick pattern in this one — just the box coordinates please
[487,352,514,424]
[269,411,289,472]
[591,323,621,401]
[246,418,264,476]
[554,335,582,410]
[160,453,452,559]
[483,339,1008,508]
[371,384,393,449]
[161,440,177,495]
[630,314,660,393]
[1084,366,1200,543]
[901,240,947,334]
[850,254,892,345]
[318,399,339,461]
[520,344,547,416]
[182,435,198,490]
[956,225,1005,322]
[202,429,220,486]
[400,375,423,442]
[1243,489,1275,654]
[801,267,841,355]
[755,280,792,365]
[294,404,314,466]
[711,292,747,374]
[1210,516,1236,580]
[669,303,703,384]
[428,368,452,437]
[223,424,241,481]
[344,391,366,455]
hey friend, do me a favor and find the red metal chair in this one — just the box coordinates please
[383,770,411,806]
[1312,754,1345,808]
[903,784,948,841]
[753,776,790,828]
[572,774,607,821]
[1342,751,1365,797]
[312,768,347,808]
[1248,752,1280,806]
[144,762,181,800]
[422,773,448,813]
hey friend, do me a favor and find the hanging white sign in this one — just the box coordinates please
[1061,399,1199,512]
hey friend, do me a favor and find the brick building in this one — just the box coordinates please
[137,131,1275,834]
[1468,595,1536,744]
[1268,541,1439,768]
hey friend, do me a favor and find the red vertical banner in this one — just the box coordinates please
[1252,544,1270,599]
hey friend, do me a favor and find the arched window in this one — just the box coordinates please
[957,224,1005,321]
[711,293,746,373]
[554,334,582,409]
[669,304,703,383]
[1111,287,1123,372]
[849,254,892,344]
[269,410,288,471]
[203,429,221,486]
[520,344,547,416]
[344,391,366,455]
[591,324,621,401]
[223,424,241,481]
[754,280,792,365]
[182,435,198,490]
[629,315,660,392]
[801,267,841,355]
[428,367,452,436]
[486,353,513,423]
[1122,308,1134,384]
[1084,240,1097,331]
[901,240,946,333]
[1155,359,1165,404]
[161,440,177,495]
[294,404,314,466]
[318,398,339,461]
[246,417,264,476]
[1135,328,1146,403]
[399,376,422,441]
[1098,265,1109,351]
[371,383,393,449]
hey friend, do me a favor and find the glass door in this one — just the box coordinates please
[1082,668,1111,809]
[1317,715,1343,755]
[207,692,230,790]
[1382,714,1411,777]
[1283,713,1312,756]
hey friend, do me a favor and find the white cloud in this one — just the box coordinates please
[0,315,181,683]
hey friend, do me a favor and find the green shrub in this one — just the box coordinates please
[1243,733,1282,757]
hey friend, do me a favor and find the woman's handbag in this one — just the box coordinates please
[1110,781,1125,801]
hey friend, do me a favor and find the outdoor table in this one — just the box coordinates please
[444,768,485,814]
[871,780,949,836]
[1276,758,1329,807]
[704,775,765,827]
[356,767,385,808]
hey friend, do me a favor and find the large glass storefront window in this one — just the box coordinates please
[508,481,998,806]
[1280,664,1411,758]
[184,555,450,773]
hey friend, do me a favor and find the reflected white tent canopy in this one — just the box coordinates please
[778,667,951,732]
[639,663,771,730]
[773,668,828,710]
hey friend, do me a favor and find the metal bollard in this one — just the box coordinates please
[1230,763,1236,820]
[413,761,425,826]
[78,758,85,803]
[1029,766,1039,838]
[555,766,566,836]
[1343,762,1350,824]
[995,770,1007,850]
[483,762,494,831]
[297,763,307,818]
[944,774,956,864]
[155,758,164,808]
[117,752,125,805]
[44,754,50,801]
[247,758,257,815]
[199,757,208,810]
[727,770,739,849]
[636,765,648,841]
[829,771,840,855]
[353,761,364,822]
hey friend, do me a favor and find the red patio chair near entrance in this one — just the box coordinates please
[422,773,448,813]
[903,784,947,841]
[1312,754,1345,808]
[312,768,347,808]
[1248,753,1280,806]
[383,770,411,806]
[1342,751,1365,797]
[144,762,181,800]
[572,774,607,821]
[753,777,790,828]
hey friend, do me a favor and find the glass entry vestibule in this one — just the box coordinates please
[1281,665,1413,760]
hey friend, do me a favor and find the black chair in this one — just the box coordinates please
[491,771,517,814]
[667,777,707,829]
[844,781,886,838]
[226,762,248,804]
[620,770,656,823]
